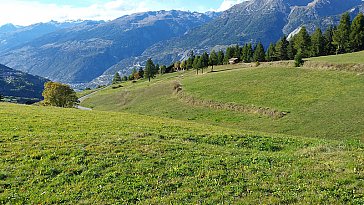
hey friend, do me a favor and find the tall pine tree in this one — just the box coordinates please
[275,36,289,60]
[350,13,364,51]
[234,45,241,60]
[145,58,155,82]
[243,43,253,63]
[112,72,122,84]
[193,56,201,74]
[209,50,218,71]
[287,40,296,60]
[201,52,209,68]
[224,47,233,64]
[323,26,336,55]
[253,42,265,62]
[294,26,311,58]
[217,50,224,65]
[310,28,325,57]
[333,12,351,54]
[186,50,195,70]
[266,43,276,61]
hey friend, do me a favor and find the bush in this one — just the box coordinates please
[112,85,123,89]
[294,52,304,67]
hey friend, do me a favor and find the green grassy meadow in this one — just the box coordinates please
[82,66,364,141]
[2,51,364,204]
[308,51,364,64]
[0,103,363,204]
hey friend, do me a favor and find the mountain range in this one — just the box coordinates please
[0,64,48,103]
[0,11,217,84]
[0,20,103,53]
[0,0,363,87]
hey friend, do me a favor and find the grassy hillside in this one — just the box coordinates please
[81,66,364,140]
[0,102,363,204]
[308,51,364,64]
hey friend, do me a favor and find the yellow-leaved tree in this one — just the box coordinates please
[42,82,78,108]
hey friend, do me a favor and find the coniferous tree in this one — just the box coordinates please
[122,76,128,82]
[275,36,289,60]
[333,12,351,54]
[112,72,122,84]
[193,56,201,74]
[209,50,218,71]
[287,40,296,60]
[310,28,325,57]
[234,45,241,60]
[217,50,224,65]
[266,43,276,61]
[201,52,209,68]
[224,47,234,64]
[241,44,247,62]
[294,26,311,58]
[186,50,195,70]
[145,58,155,82]
[350,13,364,51]
[323,26,336,55]
[253,42,265,62]
[243,43,253,63]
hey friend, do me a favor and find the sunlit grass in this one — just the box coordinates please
[0,103,363,204]
[82,66,364,140]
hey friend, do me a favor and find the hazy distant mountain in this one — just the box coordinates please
[0,64,48,102]
[0,20,102,53]
[0,10,218,84]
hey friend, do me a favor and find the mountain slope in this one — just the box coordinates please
[0,11,218,84]
[83,63,364,140]
[283,0,363,34]
[0,64,48,102]
[142,0,363,60]
[97,0,364,84]
[0,21,102,53]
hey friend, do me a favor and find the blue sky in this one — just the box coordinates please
[0,0,246,26]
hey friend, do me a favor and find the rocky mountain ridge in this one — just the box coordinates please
[0,10,218,84]
[0,20,103,53]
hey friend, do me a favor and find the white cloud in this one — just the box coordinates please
[217,0,249,12]
[0,0,151,26]
[0,0,251,26]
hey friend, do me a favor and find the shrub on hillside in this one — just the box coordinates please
[294,52,304,67]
